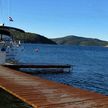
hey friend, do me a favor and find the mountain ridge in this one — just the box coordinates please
[52,35,108,46]
[8,28,108,46]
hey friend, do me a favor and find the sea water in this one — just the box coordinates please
[16,44,108,95]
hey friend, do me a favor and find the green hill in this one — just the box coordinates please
[9,29,56,44]
[5,27,108,46]
[52,35,108,46]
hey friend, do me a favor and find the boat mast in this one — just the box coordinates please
[0,0,13,26]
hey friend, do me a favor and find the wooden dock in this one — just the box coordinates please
[0,65,108,108]
[2,63,71,69]
[2,63,71,73]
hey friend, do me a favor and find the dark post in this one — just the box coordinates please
[0,34,2,41]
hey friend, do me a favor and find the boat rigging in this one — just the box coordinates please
[0,0,14,25]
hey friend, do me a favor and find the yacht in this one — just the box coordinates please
[0,25,24,64]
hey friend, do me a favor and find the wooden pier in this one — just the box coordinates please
[2,63,71,69]
[2,63,71,73]
[0,65,108,108]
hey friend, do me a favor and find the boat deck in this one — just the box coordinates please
[0,66,108,108]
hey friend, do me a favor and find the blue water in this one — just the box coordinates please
[16,44,108,95]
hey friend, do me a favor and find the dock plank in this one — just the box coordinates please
[0,66,108,108]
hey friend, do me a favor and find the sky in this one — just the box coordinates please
[0,0,108,40]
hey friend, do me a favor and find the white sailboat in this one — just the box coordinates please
[0,0,24,64]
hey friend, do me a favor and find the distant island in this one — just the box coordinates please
[9,29,108,46]
[52,35,108,46]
